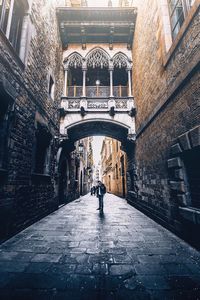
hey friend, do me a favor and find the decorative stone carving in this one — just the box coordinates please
[68,100,80,109]
[115,100,128,109]
[87,49,109,68]
[87,100,108,109]
[68,53,83,68]
[113,52,128,68]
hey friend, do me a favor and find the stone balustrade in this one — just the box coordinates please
[61,96,135,112]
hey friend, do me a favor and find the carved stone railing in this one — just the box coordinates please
[68,86,82,97]
[67,86,128,98]
[114,86,128,97]
[61,96,135,113]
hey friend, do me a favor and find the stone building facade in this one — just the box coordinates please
[128,0,200,244]
[74,137,93,196]
[101,137,127,198]
[0,0,199,247]
[0,0,63,241]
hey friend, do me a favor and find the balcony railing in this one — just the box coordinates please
[67,86,129,98]
[61,97,135,113]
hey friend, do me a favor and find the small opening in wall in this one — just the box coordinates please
[34,123,52,175]
[0,87,13,170]
[48,75,55,100]
[182,147,200,209]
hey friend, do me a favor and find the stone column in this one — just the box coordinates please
[82,65,87,98]
[127,68,133,97]
[109,68,114,98]
[63,64,68,97]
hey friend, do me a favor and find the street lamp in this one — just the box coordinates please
[78,142,84,155]
[96,80,100,97]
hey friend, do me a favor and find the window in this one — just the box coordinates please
[168,0,185,39]
[183,148,200,209]
[168,0,195,39]
[0,0,11,34]
[116,164,118,180]
[34,123,52,175]
[120,155,125,176]
[48,75,55,100]
[0,0,27,55]
[0,86,13,170]
[116,141,119,152]
[9,0,24,54]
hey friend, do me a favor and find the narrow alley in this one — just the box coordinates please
[0,194,200,300]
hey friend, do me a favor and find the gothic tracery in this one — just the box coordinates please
[113,53,128,68]
[68,53,83,68]
[87,49,109,68]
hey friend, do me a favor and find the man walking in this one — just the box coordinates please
[96,181,106,212]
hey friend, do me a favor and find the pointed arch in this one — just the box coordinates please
[66,52,83,69]
[112,52,130,69]
[86,47,110,68]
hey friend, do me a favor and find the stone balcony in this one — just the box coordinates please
[61,96,135,114]
[61,86,135,115]
[67,86,129,98]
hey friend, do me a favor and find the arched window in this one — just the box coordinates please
[66,53,83,97]
[86,48,110,97]
[87,48,109,69]
[113,53,130,97]
[67,52,83,69]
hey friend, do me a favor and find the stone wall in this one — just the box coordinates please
[130,0,200,233]
[0,0,63,241]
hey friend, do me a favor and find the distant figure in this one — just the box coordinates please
[93,186,96,195]
[91,186,96,196]
[96,181,106,212]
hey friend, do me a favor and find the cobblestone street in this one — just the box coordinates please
[0,194,200,300]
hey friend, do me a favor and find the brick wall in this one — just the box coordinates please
[0,0,63,241]
[129,0,200,232]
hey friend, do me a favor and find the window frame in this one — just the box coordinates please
[33,122,52,176]
[0,82,15,173]
[48,74,55,101]
[0,0,30,62]
[167,0,195,40]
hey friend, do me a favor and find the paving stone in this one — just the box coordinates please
[167,275,200,290]
[0,262,29,273]
[117,289,151,300]
[0,273,16,288]
[109,264,135,276]
[135,263,167,275]
[49,263,76,274]
[162,263,194,276]
[31,254,62,263]
[137,275,171,290]
[75,264,93,275]
[92,263,109,275]
[24,262,52,274]
[0,251,19,261]
[0,193,199,299]
[6,273,68,290]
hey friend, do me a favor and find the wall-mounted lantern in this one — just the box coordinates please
[78,142,84,155]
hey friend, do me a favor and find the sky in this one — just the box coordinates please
[92,136,104,165]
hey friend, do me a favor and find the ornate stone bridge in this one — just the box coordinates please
[57,7,137,145]
[59,47,136,143]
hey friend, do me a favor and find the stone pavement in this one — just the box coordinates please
[0,194,200,300]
